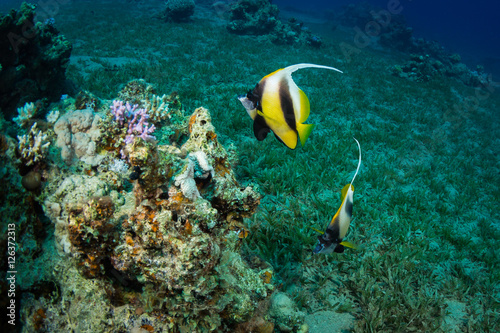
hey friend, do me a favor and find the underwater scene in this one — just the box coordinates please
[1,0,499,332]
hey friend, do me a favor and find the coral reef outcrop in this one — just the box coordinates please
[226,0,280,35]
[0,3,72,120]
[226,0,323,47]
[18,82,274,332]
[391,51,490,87]
[391,47,491,87]
[163,0,196,22]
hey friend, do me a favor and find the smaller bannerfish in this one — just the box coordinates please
[238,63,342,149]
[313,138,362,254]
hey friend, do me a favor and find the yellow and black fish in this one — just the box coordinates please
[313,138,361,254]
[238,63,342,149]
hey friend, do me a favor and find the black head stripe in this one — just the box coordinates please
[248,82,263,109]
[278,78,296,129]
[317,234,333,248]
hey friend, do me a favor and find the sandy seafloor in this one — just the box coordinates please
[1,0,499,332]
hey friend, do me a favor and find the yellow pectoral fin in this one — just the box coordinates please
[309,226,324,234]
[339,241,358,250]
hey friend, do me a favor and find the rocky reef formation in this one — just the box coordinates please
[6,79,277,332]
[162,0,196,22]
[391,46,490,87]
[226,0,323,47]
[0,2,72,120]
[269,292,308,332]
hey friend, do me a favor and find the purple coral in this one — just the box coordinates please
[125,108,156,144]
[111,100,136,126]
[110,100,156,144]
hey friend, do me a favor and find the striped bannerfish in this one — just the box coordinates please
[238,63,342,149]
[313,138,362,254]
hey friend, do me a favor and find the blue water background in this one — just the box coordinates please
[275,0,500,78]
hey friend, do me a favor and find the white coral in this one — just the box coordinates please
[108,158,129,174]
[46,110,60,124]
[189,150,214,178]
[144,93,170,123]
[174,158,200,201]
[173,151,214,201]
[14,102,36,127]
[17,122,50,166]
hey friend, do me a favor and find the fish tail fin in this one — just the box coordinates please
[296,88,314,145]
[298,89,311,123]
[284,63,343,75]
[297,123,315,146]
